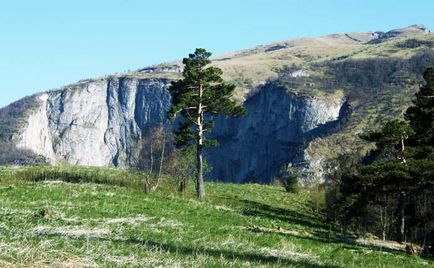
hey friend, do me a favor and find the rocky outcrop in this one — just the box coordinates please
[17,94,56,162]
[207,84,349,183]
[12,78,348,183]
[368,24,430,44]
[16,78,171,167]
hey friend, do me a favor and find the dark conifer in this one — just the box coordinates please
[167,48,246,198]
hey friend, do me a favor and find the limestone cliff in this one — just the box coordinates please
[12,77,346,183]
[207,84,349,183]
[16,78,171,167]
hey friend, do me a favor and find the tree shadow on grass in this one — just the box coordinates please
[39,233,337,267]
[237,199,419,257]
[239,199,330,230]
[244,220,423,261]
[254,226,406,255]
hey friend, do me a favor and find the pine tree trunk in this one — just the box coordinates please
[397,191,406,243]
[196,84,205,198]
[401,136,406,163]
[380,206,386,241]
[397,134,406,242]
[196,137,205,198]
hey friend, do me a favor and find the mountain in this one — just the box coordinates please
[1,24,433,183]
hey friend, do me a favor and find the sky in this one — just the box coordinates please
[1,0,433,108]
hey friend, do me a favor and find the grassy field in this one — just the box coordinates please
[0,166,432,267]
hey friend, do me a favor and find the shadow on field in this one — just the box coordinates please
[238,199,411,256]
[240,199,329,230]
[262,227,408,255]
[40,233,336,267]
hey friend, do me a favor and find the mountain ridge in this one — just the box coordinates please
[15,24,430,100]
[1,24,433,183]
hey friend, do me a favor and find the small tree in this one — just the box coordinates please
[138,124,172,192]
[165,146,210,193]
[165,149,192,193]
[278,165,300,193]
[167,48,246,198]
[282,174,299,193]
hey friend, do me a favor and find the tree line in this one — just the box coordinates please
[327,68,434,256]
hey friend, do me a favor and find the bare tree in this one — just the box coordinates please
[138,124,172,192]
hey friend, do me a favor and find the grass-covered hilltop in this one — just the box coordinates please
[0,166,432,267]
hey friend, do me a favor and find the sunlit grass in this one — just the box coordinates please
[0,166,432,267]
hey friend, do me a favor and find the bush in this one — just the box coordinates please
[281,174,299,193]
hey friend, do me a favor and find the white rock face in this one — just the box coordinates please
[16,78,171,167]
[301,96,345,132]
[289,69,310,78]
[49,80,111,166]
[16,94,56,162]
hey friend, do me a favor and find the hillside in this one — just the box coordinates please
[0,24,434,183]
[0,166,432,267]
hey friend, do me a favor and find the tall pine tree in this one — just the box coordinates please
[167,48,246,198]
[404,67,434,253]
[405,67,434,148]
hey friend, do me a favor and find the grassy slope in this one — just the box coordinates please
[304,35,434,166]
[0,167,432,267]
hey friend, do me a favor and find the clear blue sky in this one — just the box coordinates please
[1,0,433,107]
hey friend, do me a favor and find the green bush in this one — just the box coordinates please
[281,174,299,193]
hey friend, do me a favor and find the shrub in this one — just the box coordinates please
[281,174,299,193]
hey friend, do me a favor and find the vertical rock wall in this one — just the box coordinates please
[17,78,171,167]
[207,84,349,183]
[15,79,348,183]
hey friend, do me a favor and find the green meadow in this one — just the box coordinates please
[0,166,432,267]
